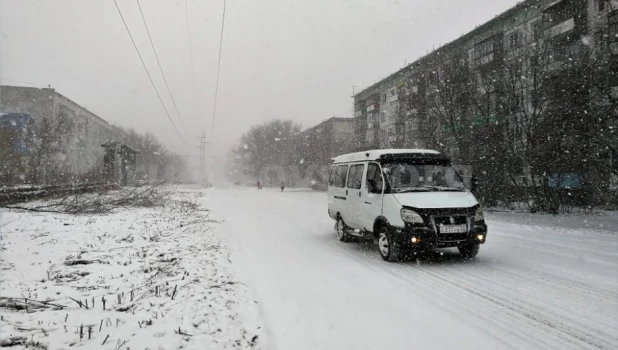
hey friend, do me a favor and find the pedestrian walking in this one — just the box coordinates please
[256,180,262,190]
[280,181,285,192]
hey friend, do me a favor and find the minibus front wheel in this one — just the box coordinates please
[378,226,400,262]
[458,243,480,258]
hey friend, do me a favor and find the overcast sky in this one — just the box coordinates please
[1,0,520,160]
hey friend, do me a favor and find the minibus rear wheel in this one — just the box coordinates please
[336,217,351,242]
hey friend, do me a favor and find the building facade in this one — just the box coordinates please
[0,85,134,184]
[353,0,618,203]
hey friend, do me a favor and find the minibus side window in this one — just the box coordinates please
[346,164,364,189]
[366,163,384,193]
[335,165,348,188]
[328,166,336,186]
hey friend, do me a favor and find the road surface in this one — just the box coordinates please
[202,187,618,350]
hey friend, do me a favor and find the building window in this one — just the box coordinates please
[543,0,575,28]
[597,30,610,52]
[610,11,618,49]
[508,60,523,79]
[532,21,543,41]
[530,87,542,108]
[598,0,609,12]
[508,32,522,50]
[473,38,495,66]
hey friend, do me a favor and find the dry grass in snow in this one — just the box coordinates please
[0,187,269,349]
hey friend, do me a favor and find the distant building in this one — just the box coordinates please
[295,117,355,164]
[254,117,355,189]
[0,85,134,185]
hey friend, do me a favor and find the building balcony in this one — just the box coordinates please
[366,103,379,113]
[545,18,575,39]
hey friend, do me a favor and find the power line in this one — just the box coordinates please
[210,0,227,135]
[184,0,198,110]
[136,0,186,128]
[112,0,186,143]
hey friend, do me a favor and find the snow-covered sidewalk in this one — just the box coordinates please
[0,187,269,349]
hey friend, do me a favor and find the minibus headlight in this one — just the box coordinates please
[401,209,424,224]
[475,207,484,222]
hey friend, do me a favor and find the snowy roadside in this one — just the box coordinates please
[0,187,269,350]
[485,209,618,234]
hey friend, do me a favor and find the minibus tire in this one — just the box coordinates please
[378,226,400,262]
[458,243,480,258]
[336,217,351,242]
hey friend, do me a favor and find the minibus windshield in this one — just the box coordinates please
[381,162,465,192]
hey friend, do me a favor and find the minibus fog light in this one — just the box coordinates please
[411,236,420,244]
[477,234,485,241]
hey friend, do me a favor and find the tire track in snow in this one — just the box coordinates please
[487,264,618,305]
[437,263,617,348]
[326,235,614,349]
[488,236,616,270]
[323,238,557,349]
[493,234,618,260]
[416,266,615,349]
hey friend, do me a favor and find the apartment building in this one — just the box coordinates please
[357,0,613,142]
[353,0,618,197]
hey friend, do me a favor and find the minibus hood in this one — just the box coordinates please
[393,191,478,209]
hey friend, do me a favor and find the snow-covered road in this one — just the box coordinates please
[203,187,618,350]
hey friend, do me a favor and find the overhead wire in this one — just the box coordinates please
[112,0,186,144]
[136,0,186,129]
[210,0,227,136]
[184,0,198,111]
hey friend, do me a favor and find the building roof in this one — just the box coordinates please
[298,116,353,135]
[1,85,112,127]
[332,149,441,163]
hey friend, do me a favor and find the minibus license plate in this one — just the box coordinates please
[440,225,466,233]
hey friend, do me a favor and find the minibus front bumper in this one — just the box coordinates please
[391,221,488,250]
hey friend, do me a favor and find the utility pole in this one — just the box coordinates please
[198,130,210,186]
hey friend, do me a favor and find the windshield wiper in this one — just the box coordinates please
[421,185,465,192]
[391,187,433,193]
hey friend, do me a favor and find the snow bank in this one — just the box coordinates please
[0,187,269,349]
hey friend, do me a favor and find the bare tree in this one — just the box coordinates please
[234,119,301,179]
